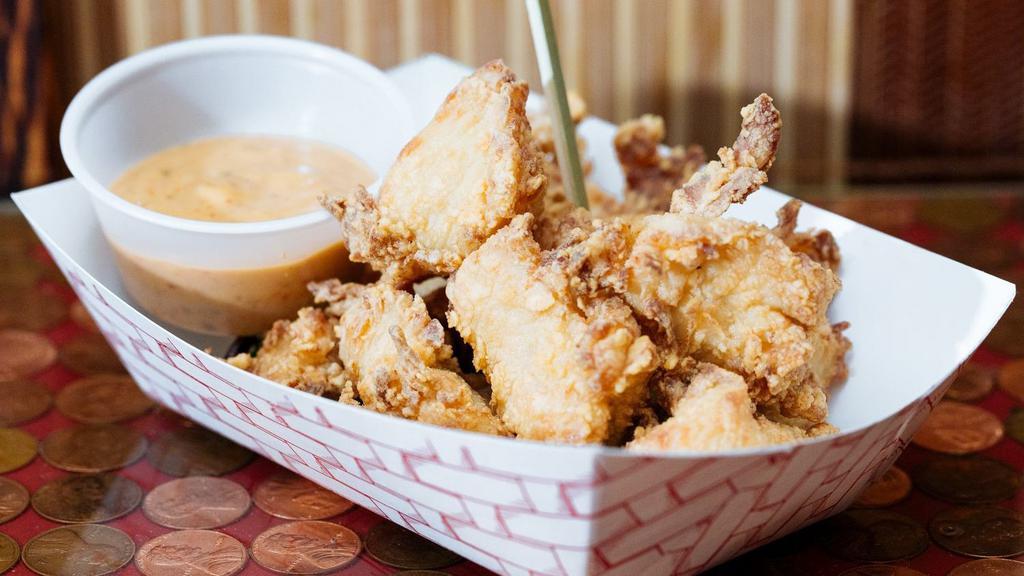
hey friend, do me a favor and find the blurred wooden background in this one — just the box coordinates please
[4,0,1024,195]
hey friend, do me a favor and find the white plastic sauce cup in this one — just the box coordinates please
[60,35,414,335]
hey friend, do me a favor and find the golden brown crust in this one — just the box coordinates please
[446,214,658,444]
[321,60,546,285]
[227,307,355,403]
[321,280,506,435]
[558,211,847,424]
[238,81,849,448]
[628,362,835,451]
[670,94,781,217]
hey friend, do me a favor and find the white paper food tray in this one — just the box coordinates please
[13,55,1015,576]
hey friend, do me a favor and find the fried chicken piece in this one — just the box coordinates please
[227,307,355,403]
[562,211,849,425]
[615,114,705,214]
[446,214,658,444]
[310,279,506,436]
[321,60,546,286]
[670,94,781,217]
[628,361,835,451]
[772,199,842,272]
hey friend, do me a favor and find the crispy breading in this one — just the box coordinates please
[560,211,848,424]
[614,114,705,214]
[670,94,781,217]
[227,307,355,403]
[446,214,658,444]
[311,279,507,435]
[629,361,836,451]
[321,60,546,285]
[772,199,842,272]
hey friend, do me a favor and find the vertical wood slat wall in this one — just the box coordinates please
[44,0,855,188]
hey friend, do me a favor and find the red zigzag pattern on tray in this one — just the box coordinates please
[57,259,949,576]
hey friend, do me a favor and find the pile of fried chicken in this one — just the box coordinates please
[228,61,850,451]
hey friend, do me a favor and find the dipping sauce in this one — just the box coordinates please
[107,135,375,335]
[111,241,367,335]
[111,136,374,222]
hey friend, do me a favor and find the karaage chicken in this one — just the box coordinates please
[564,210,847,425]
[321,60,546,286]
[309,279,507,435]
[446,214,658,444]
[233,67,850,451]
[227,307,354,402]
[629,360,835,451]
[557,95,847,426]
[670,94,781,218]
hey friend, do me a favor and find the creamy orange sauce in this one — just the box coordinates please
[112,241,372,335]
[111,136,375,222]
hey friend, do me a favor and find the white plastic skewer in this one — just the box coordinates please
[524,0,588,209]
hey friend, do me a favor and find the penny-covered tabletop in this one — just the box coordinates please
[1,190,1023,576]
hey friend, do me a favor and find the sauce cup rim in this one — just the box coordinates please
[60,34,411,236]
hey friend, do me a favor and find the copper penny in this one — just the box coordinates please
[0,290,68,331]
[69,301,101,333]
[135,530,247,576]
[147,428,253,477]
[40,424,147,473]
[914,456,1021,504]
[999,359,1024,404]
[31,474,142,524]
[0,427,37,473]
[929,506,1024,558]
[250,520,361,574]
[0,477,29,524]
[0,532,18,573]
[365,521,462,569]
[0,330,56,381]
[853,466,912,508]
[58,333,125,375]
[55,374,154,424]
[143,477,250,529]
[837,566,928,576]
[912,401,1004,454]
[0,380,52,426]
[948,558,1024,576]
[947,365,996,402]
[22,524,134,576]
[253,471,354,520]
[817,509,929,563]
